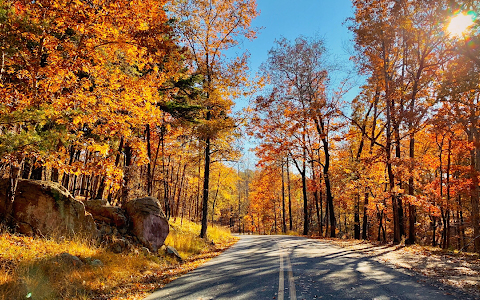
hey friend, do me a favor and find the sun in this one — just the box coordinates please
[447,13,475,37]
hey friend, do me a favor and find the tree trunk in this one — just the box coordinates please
[62,145,76,189]
[386,97,399,243]
[319,183,324,237]
[211,169,221,223]
[314,116,335,237]
[290,149,309,236]
[274,198,278,234]
[325,194,330,237]
[146,124,153,196]
[30,165,43,180]
[377,208,384,242]
[310,159,321,236]
[287,157,293,231]
[121,143,133,206]
[108,138,124,204]
[470,145,480,252]
[362,192,369,240]
[51,168,59,183]
[200,134,211,239]
[176,164,187,218]
[354,193,361,239]
[96,177,106,200]
[444,139,452,249]
[325,174,335,238]
[5,159,23,225]
[71,149,81,197]
[363,90,379,240]
[21,159,30,179]
[457,194,465,250]
[281,160,287,233]
[467,108,480,252]
[301,169,309,235]
[161,128,171,219]
[407,133,416,244]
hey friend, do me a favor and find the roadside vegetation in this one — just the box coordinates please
[0,220,237,300]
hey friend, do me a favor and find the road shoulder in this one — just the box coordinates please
[316,238,480,299]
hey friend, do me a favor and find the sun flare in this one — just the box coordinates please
[447,13,475,37]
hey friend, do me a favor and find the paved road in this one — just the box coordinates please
[145,235,468,300]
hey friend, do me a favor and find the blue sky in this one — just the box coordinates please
[249,0,354,70]
[231,0,358,166]
[233,0,357,107]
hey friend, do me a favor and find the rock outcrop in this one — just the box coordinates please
[84,199,127,228]
[124,197,169,252]
[0,179,98,238]
[0,180,171,253]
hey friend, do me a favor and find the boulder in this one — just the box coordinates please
[90,259,103,267]
[165,245,183,262]
[84,200,127,228]
[57,252,84,268]
[124,197,169,252]
[0,179,98,238]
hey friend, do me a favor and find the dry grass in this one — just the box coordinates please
[0,219,237,300]
[164,218,234,258]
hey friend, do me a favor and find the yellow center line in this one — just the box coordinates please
[278,241,296,300]
[278,250,284,300]
[285,252,297,300]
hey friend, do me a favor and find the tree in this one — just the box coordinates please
[172,0,259,238]
[258,36,339,236]
[439,53,480,252]
[0,0,184,213]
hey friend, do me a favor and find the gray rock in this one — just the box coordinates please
[165,245,183,262]
[90,259,103,267]
[124,197,169,252]
[58,252,84,268]
[141,247,151,256]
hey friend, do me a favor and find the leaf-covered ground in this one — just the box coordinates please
[320,238,480,298]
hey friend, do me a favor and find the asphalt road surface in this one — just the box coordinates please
[144,235,468,300]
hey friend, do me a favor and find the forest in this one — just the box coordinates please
[1,0,480,253]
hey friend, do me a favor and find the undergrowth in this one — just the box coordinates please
[164,218,234,257]
[0,219,237,300]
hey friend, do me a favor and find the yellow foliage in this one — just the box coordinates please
[165,218,235,257]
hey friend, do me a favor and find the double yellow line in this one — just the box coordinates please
[278,244,297,300]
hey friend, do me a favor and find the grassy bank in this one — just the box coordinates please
[0,220,237,300]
